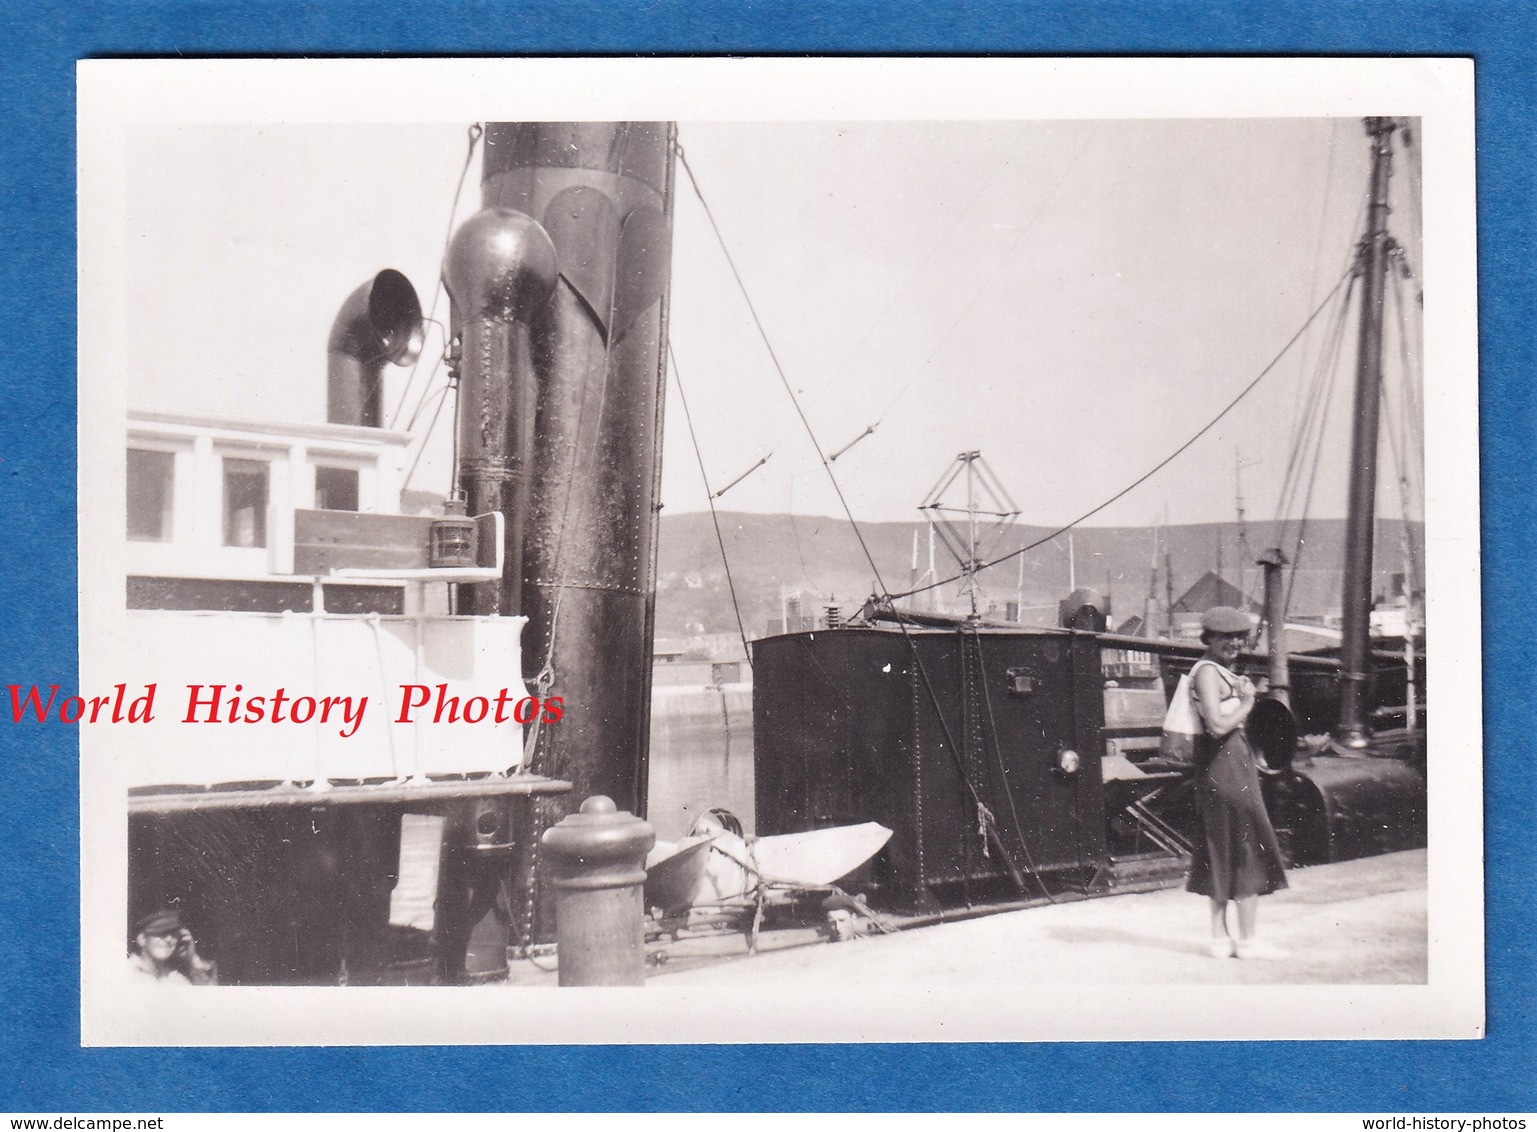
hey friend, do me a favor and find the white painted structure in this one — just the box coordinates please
[121,407,531,789]
[125,407,413,580]
[118,611,530,786]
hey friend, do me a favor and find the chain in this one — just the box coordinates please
[962,631,989,857]
[513,802,542,960]
[511,687,559,959]
[910,654,925,886]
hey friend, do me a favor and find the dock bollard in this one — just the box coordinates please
[539,795,656,986]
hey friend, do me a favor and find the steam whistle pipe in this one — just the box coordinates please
[443,208,559,616]
[327,269,425,427]
[539,795,655,986]
[1257,546,1291,707]
[1338,117,1396,748]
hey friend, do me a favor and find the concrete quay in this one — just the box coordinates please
[646,849,1427,987]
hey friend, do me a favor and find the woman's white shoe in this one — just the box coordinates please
[1235,939,1290,961]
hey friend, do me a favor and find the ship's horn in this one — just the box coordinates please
[326,268,425,428]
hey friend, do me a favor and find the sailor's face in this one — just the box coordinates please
[140,930,178,962]
[1210,632,1247,665]
[826,908,857,941]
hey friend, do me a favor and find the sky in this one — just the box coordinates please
[123,115,1425,529]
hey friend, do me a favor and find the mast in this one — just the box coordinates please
[1235,448,1259,603]
[918,450,1020,622]
[1164,550,1174,637]
[1336,117,1396,748]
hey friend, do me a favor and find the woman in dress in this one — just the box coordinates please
[1186,606,1290,960]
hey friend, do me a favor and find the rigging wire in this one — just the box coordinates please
[1272,302,1341,525]
[1287,142,1373,466]
[1274,270,1357,526]
[1270,135,1405,618]
[662,171,806,491]
[785,477,826,596]
[679,139,1034,888]
[675,144,890,597]
[1391,260,1426,606]
[400,380,453,492]
[1400,120,1425,301]
[1275,124,1422,624]
[1291,119,1342,427]
[972,629,1055,901]
[1377,363,1417,584]
[388,123,482,432]
[1384,277,1420,487]
[1386,266,1425,596]
[1283,343,1348,619]
[839,124,1035,366]
[406,366,451,432]
[670,342,754,670]
[1281,275,1357,620]
[890,269,1354,603]
[826,124,1103,462]
[1390,253,1426,480]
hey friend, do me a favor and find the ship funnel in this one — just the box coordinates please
[476,121,676,826]
[326,268,425,428]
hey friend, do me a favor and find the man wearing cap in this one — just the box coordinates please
[1185,605,1290,961]
[821,892,866,943]
[128,909,217,984]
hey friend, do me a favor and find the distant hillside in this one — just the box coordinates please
[654,511,1424,641]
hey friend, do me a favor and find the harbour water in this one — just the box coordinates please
[388,679,753,934]
[644,682,755,840]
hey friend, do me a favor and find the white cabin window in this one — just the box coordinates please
[222,457,270,548]
[314,465,359,512]
[126,448,175,542]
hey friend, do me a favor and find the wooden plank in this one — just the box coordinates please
[295,509,433,545]
[295,543,427,573]
[294,509,434,573]
[292,509,500,576]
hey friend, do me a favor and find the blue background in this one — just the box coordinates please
[0,1,1530,1113]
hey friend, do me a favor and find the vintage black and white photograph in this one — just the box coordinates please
[76,58,1481,1044]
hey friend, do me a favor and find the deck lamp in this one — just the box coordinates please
[429,495,477,569]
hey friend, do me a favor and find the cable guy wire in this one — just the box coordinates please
[890,269,1353,603]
